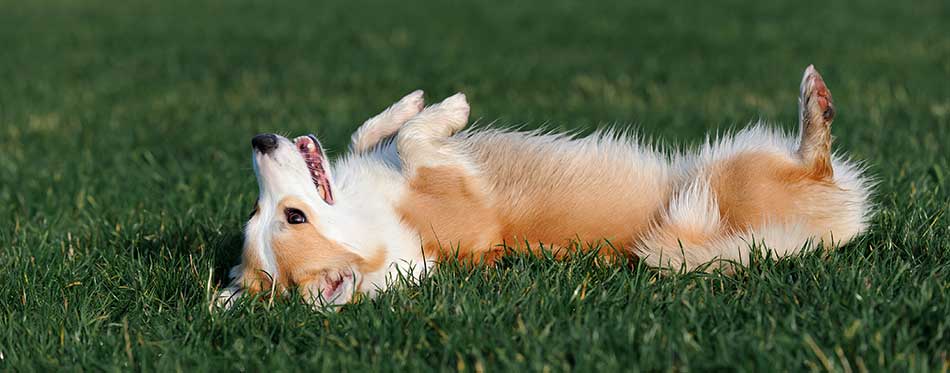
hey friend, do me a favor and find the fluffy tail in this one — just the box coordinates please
[635,65,872,272]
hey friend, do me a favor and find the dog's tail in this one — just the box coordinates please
[634,65,872,272]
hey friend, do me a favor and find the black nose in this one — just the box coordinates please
[251,134,278,154]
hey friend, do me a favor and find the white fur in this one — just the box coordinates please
[636,124,874,270]
[351,90,425,154]
[220,84,874,308]
[326,146,433,297]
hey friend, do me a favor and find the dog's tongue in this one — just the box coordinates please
[294,135,334,205]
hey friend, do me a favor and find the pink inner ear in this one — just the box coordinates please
[295,135,335,205]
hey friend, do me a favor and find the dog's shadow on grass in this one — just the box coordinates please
[206,232,244,288]
[122,223,244,292]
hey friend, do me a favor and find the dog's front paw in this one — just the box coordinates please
[351,90,427,153]
[398,89,426,115]
[428,92,470,132]
[214,286,244,310]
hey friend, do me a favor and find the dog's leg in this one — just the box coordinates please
[215,264,248,309]
[395,94,505,261]
[798,64,835,180]
[214,250,278,309]
[395,93,472,175]
[350,90,425,154]
[636,65,871,272]
[635,177,816,273]
[215,285,244,309]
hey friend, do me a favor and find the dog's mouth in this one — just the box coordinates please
[294,135,334,205]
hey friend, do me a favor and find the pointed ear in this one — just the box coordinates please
[350,90,425,154]
[314,140,335,205]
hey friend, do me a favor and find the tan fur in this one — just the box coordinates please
[471,132,671,255]
[393,67,867,271]
[398,166,503,261]
[634,150,831,271]
[244,197,383,294]
[239,244,269,294]
[222,66,872,310]
[360,246,389,274]
[398,132,672,263]
[710,151,813,231]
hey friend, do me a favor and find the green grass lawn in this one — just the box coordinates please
[1,0,948,370]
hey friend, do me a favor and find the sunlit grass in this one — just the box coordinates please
[0,0,947,370]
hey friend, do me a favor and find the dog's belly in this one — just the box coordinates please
[398,130,675,261]
[471,133,672,252]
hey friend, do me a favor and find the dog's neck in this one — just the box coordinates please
[325,147,431,293]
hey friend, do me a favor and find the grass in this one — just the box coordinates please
[1,0,948,370]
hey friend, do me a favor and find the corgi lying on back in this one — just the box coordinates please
[218,65,873,308]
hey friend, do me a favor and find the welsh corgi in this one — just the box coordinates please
[217,65,873,308]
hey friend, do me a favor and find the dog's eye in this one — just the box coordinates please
[285,208,307,224]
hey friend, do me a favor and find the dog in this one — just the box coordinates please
[217,65,873,309]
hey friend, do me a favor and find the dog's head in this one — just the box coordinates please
[235,91,426,309]
[243,133,365,306]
